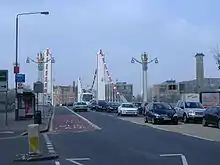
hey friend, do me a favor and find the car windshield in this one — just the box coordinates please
[109,102,120,106]
[122,104,134,108]
[98,100,107,105]
[185,102,204,109]
[76,102,87,105]
[82,94,93,102]
[154,103,173,110]
[134,103,142,107]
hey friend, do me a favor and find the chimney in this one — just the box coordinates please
[195,53,205,92]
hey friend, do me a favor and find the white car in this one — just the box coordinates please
[118,103,138,116]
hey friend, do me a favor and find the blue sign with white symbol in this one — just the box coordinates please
[16,74,25,83]
[143,65,148,71]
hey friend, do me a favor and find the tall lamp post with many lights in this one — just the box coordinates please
[14,11,49,120]
[131,52,158,102]
[26,52,55,106]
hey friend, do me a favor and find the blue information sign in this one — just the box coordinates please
[143,65,148,71]
[16,74,25,83]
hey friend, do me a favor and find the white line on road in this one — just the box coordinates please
[43,133,56,155]
[64,106,101,130]
[0,131,14,134]
[160,154,188,165]
[66,158,90,165]
[55,161,60,165]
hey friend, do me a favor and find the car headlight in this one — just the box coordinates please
[154,113,160,118]
[188,110,195,115]
[173,113,178,117]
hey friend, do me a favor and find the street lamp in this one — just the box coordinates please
[131,52,158,102]
[14,11,49,120]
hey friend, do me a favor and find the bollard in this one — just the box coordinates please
[28,124,40,156]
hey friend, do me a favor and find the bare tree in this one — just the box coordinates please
[212,45,220,70]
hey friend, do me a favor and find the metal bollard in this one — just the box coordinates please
[28,124,40,155]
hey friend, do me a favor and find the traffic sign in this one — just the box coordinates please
[16,74,25,83]
[0,70,8,92]
[17,82,23,94]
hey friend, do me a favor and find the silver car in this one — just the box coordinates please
[73,102,88,112]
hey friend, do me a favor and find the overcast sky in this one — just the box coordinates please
[1,0,220,94]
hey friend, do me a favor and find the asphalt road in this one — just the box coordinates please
[47,106,220,165]
[118,116,220,142]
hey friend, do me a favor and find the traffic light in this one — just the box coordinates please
[168,84,177,90]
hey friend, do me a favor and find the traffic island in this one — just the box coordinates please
[14,124,58,162]
[14,152,58,162]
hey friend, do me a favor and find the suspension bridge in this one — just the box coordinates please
[77,49,128,103]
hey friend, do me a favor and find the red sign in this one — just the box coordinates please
[14,66,19,74]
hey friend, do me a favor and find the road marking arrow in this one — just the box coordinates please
[160,154,188,165]
[66,158,90,165]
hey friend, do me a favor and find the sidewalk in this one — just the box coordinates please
[0,105,53,138]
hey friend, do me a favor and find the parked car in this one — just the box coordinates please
[203,106,220,128]
[106,102,120,113]
[118,103,138,116]
[95,100,108,111]
[145,102,178,124]
[175,100,205,123]
[133,102,143,115]
[73,102,88,112]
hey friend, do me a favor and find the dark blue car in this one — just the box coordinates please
[145,102,178,125]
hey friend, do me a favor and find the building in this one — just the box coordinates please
[152,78,220,103]
[152,80,179,103]
[105,82,133,102]
[53,85,76,105]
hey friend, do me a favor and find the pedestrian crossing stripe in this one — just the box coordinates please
[29,137,40,152]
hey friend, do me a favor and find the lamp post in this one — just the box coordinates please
[131,52,158,102]
[14,11,49,120]
[26,53,55,99]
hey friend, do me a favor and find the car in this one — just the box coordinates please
[118,103,138,116]
[73,102,88,112]
[133,102,143,115]
[145,102,178,124]
[202,106,220,128]
[106,102,120,113]
[175,100,205,123]
[95,100,108,111]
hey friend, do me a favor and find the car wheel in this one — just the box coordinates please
[152,118,156,124]
[217,120,220,129]
[183,114,188,123]
[202,118,208,126]
[173,120,178,125]
[144,117,148,123]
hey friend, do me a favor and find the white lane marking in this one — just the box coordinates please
[0,131,14,134]
[47,146,54,150]
[160,154,188,165]
[43,133,52,144]
[66,158,90,165]
[180,132,215,142]
[43,133,56,154]
[64,106,101,130]
[55,161,60,165]
[49,106,56,132]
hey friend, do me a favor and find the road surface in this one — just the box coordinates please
[46,106,220,165]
